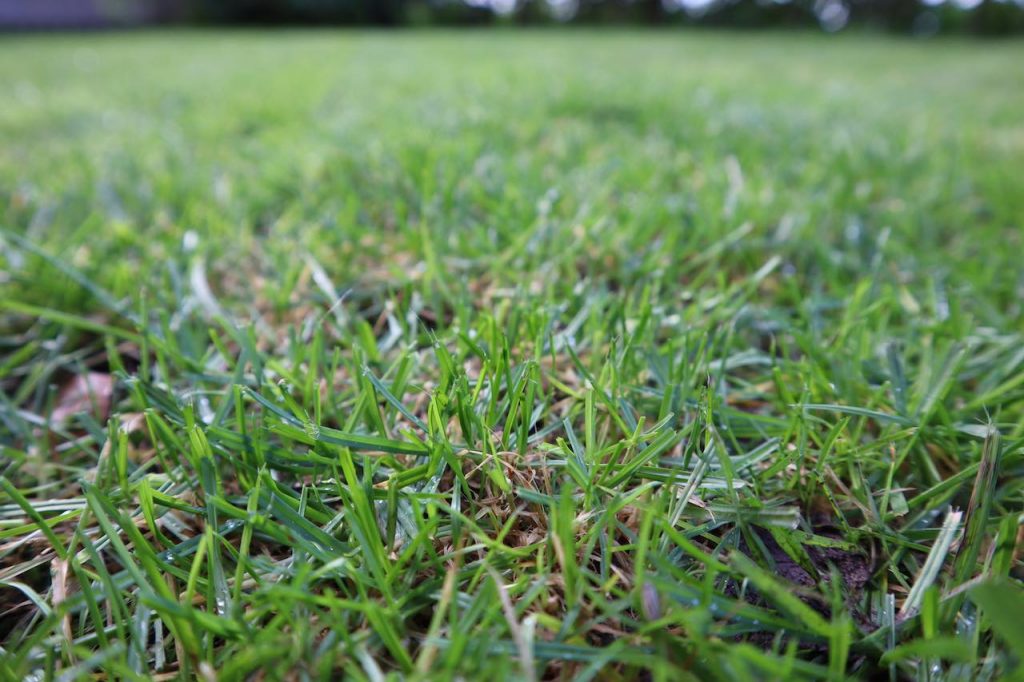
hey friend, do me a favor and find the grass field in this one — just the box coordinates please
[1,30,1023,680]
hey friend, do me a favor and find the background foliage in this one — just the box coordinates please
[4,0,1024,34]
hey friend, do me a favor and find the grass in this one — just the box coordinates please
[0,29,1022,680]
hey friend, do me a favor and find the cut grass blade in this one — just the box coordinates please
[899,509,963,619]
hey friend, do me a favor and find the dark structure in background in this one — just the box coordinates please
[1,0,1022,34]
[191,0,409,24]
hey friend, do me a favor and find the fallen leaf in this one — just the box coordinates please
[50,372,113,424]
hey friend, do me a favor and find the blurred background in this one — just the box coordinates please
[1,0,1023,35]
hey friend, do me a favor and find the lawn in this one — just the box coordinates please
[1,30,1023,680]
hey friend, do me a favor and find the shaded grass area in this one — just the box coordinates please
[1,30,1023,680]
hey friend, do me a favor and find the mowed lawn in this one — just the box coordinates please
[1,30,1023,680]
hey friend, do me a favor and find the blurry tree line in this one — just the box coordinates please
[4,0,1023,34]
[183,0,1024,34]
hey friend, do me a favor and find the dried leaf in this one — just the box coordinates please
[51,372,113,424]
